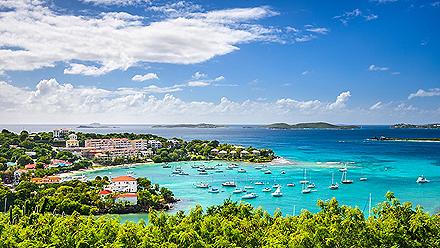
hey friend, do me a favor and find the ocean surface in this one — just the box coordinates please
[2,124,439,222]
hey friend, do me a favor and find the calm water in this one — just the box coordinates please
[2,124,440,222]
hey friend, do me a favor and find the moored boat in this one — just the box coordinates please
[241,193,258,199]
[416,176,430,183]
[208,187,220,193]
[262,187,272,192]
[341,171,353,184]
[255,181,264,185]
[222,181,236,187]
[271,187,283,197]
[233,188,243,194]
[287,183,295,187]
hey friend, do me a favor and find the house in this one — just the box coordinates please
[31,176,61,184]
[53,128,69,139]
[14,169,28,183]
[24,163,36,170]
[99,189,112,197]
[105,175,137,193]
[252,150,261,156]
[230,150,238,157]
[66,133,79,148]
[50,159,71,168]
[148,140,162,149]
[211,148,219,155]
[218,150,228,157]
[140,149,154,157]
[167,139,180,148]
[25,151,37,158]
[240,150,249,157]
[111,138,132,149]
[85,139,114,150]
[6,162,16,167]
[114,193,138,205]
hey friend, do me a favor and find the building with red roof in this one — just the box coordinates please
[114,193,138,205]
[104,175,137,193]
[24,163,36,170]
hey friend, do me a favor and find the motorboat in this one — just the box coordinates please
[244,186,254,189]
[238,168,246,173]
[287,183,295,187]
[262,187,272,192]
[233,188,243,194]
[178,171,189,176]
[199,170,208,175]
[359,177,368,181]
[208,187,220,193]
[301,183,312,194]
[271,187,283,197]
[162,163,171,168]
[416,176,430,183]
[222,181,236,187]
[215,169,223,173]
[272,184,281,188]
[264,170,272,174]
[329,173,339,190]
[339,167,348,172]
[241,193,258,199]
[281,170,286,174]
[255,181,264,185]
[254,166,263,170]
[191,164,199,169]
[341,171,353,184]
[307,183,316,189]
[195,183,209,188]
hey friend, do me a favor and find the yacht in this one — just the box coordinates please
[329,173,339,190]
[272,184,281,188]
[299,168,309,184]
[195,183,209,188]
[241,193,258,199]
[199,170,208,175]
[271,187,283,197]
[222,181,236,187]
[359,177,368,181]
[341,171,353,184]
[238,168,246,173]
[307,183,316,189]
[244,186,254,189]
[281,170,286,174]
[339,167,348,172]
[215,169,223,173]
[301,184,312,194]
[255,181,264,185]
[254,166,263,170]
[262,187,272,192]
[264,170,272,174]
[416,176,430,183]
[208,187,220,193]
[287,183,295,187]
[233,188,243,194]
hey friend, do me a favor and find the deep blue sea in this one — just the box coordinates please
[2,124,439,222]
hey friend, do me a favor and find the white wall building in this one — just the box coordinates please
[53,128,69,138]
[148,140,162,149]
[105,176,138,193]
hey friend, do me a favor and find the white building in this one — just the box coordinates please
[148,140,162,149]
[85,139,114,150]
[167,139,180,148]
[53,128,69,138]
[131,139,150,150]
[66,133,79,148]
[111,138,132,149]
[105,176,138,193]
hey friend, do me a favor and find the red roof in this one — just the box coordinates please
[112,176,137,182]
[114,193,137,198]
[24,163,36,169]
[99,190,112,195]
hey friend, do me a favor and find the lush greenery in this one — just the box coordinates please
[266,122,360,130]
[0,177,175,215]
[0,192,438,247]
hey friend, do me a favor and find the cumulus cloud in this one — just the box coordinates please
[408,88,440,99]
[0,79,358,123]
[327,91,351,110]
[192,72,207,80]
[334,9,378,25]
[0,1,279,75]
[132,73,159,82]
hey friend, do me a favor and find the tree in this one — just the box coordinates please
[17,154,33,166]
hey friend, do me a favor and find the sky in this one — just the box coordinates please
[0,0,439,125]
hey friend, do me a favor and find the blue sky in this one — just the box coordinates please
[0,0,439,124]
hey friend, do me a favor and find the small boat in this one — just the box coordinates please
[233,188,243,194]
[255,166,263,170]
[238,168,246,173]
[341,171,353,184]
[208,187,220,193]
[272,184,281,188]
[264,170,272,174]
[215,169,223,173]
[171,170,181,174]
[191,164,199,169]
[307,183,315,189]
[179,171,189,176]
[162,163,171,168]
[226,165,234,170]
[216,164,222,167]
[281,170,286,174]
[329,173,339,190]
[205,166,216,170]
[244,186,254,189]
[359,177,368,181]
[262,187,272,192]
[300,168,309,184]
[271,187,283,197]
[287,183,295,187]
[195,183,209,188]
[255,181,264,185]
[222,181,236,187]
[416,176,430,183]
[199,170,208,175]
[241,193,258,199]
[339,167,348,172]
[302,184,312,194]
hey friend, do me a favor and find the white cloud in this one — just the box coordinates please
[132,73,159,82]
[81,0,149,6]
[327,91,351,110]
[334,9,378,25]
[368,64,389,71]
[187,81,210,87]
[370,0,398,3]
[301,70,309,76]
[0,1,279,75]
[408,88,440,99]
[369,101,383,110]
[192,72,207,80]
[214,76,225,81]
[305,27,329,34]
[365,14,379,21]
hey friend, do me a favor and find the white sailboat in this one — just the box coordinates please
[416,175,430,183]
[299,168,309,184]
[329,172,339,190]
[301,183,311,194]
[271,186,283,197]
[341,171,353,184]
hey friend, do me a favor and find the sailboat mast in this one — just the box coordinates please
[368,193,372,218]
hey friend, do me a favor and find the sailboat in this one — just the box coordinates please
[341,171,353,184]
[262,187,272,192]
[299,168,309,184]
[301,183,311,194]
[271,186,283,197]
[329,172,339,190]
[241,193,258,199]
[255,181,264,185]
[416,175,430,183]
[307,172,315,188]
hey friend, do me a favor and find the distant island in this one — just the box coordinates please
[152,123,225,128]
[265,122,360,130]
[391,123,440,129]
[369,136,440,142]
[77,123,118,128]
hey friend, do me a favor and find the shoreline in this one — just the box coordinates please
[367,138,440,143]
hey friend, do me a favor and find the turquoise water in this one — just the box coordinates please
[3,124,439,221]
